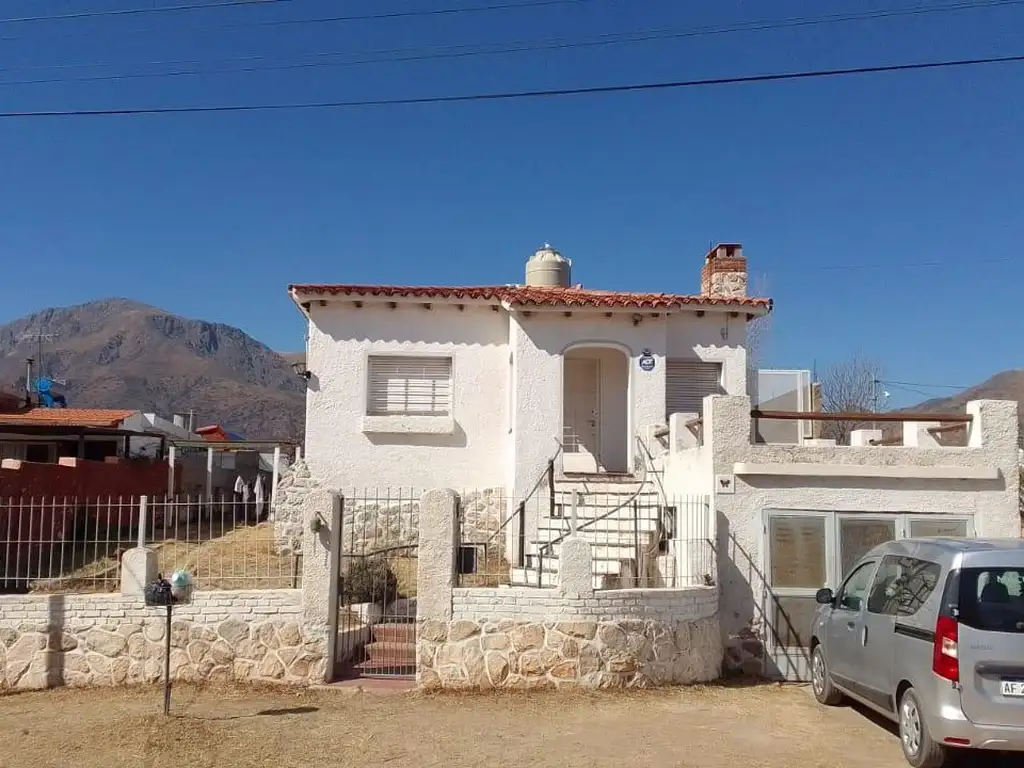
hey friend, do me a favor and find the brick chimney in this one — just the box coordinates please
[700,243,747,299]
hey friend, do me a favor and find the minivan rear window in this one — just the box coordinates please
[958,568,1024,634]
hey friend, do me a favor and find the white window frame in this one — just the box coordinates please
[761,508,975,681]
[361,352,456,435]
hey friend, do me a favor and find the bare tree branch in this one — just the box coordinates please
[745,273,772,381]
[818,354,884,444]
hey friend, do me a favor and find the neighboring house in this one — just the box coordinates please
[290,242,770,496]
[0,407,144,463]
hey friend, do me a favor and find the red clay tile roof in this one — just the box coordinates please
[0,408,138,428]
[195,425,231,441]
[289,284,771,311]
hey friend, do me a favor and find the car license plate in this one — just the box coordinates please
[1000,680,1024,697]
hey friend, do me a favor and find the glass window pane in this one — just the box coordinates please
[909,519,968,539]
[958,569,1024,633]
[771,596,819,648]
[839,518,895,576]
[769,516,826,588]
[867,555,941,617]
[837,562,876,612]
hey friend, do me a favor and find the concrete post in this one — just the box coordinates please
[558,535,594,599]
[205,446,214,502]
[270,445,281,512]
[850,429,883,447]
[903,422,941,448]
[120,495,156,596]
[300,489,339,629]
[167,445,176,496]
[416,488,458,622]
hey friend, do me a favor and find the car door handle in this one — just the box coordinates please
[846,621,856,630]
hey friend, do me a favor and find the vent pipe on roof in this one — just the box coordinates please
[525,243,571,288]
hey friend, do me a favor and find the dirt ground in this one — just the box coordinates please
[0,681,1013,768]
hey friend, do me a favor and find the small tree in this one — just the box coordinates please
[818,354,884,444]
[344,557,398,606]
[745,274,772,385]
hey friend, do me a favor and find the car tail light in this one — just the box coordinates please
[933,615,959,682]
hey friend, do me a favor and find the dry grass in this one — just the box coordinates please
[390,556,417,598]
[29,523,300,593]
[0,682,928,768]
[456,549,511,589]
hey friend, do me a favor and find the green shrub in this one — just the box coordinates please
[344,557,398,606]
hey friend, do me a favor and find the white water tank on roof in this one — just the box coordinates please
[525,243,571,287]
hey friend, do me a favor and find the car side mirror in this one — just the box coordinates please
[815,588,835,605]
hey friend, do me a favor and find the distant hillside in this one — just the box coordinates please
[0,299,305,439]
[905,369,1024,439]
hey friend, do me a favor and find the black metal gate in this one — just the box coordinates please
[327,490,419,681]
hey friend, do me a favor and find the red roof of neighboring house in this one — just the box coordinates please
[0,408,137,428]
[196,425,231,441]
[289,284,771,311]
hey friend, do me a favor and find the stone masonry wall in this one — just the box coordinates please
[418,587,720,690]
[0,590,325,690]
[274,477,504,558]
[271,460,320,555]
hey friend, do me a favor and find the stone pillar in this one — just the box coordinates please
[417,488,457,622]
[120,548,156,596]
[300,489,339,629]
[557,535,594,599]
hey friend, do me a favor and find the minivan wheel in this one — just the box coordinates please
[898,687,946,768]
[810,644,843,705]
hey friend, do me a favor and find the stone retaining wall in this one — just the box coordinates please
[0,590,325,690]
[418,587,720,690]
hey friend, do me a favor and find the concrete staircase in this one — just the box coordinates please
[509,474,673,589]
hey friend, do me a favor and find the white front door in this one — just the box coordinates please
[563,357,600,473]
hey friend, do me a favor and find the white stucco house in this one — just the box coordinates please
[290,242,769,497]
[288,242,1021,681]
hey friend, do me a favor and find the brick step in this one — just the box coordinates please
[372,623,416,644]
[363,640,417,665]
[352,658,417,675]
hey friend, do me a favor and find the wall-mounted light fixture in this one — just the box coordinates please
[291,360,312,380]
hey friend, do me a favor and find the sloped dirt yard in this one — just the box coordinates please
[0,681,1010,767]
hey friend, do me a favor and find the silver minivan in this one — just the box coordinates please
[809,537,1024,767]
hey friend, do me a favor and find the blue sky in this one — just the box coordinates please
[0,0,1021,407]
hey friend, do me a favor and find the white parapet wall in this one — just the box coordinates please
[663,395,1021,676]
[0,590,326,690]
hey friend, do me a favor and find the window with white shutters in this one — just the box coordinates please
[665,360,724,420]
[366,356,453,416]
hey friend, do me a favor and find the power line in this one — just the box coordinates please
[882,379,971,390]
[0,0,301,24]
[0,0,1010,42]
[811,255,1014,271]
[0,0,594,29]
[2,0,1020,86]
[0,53,1021,119]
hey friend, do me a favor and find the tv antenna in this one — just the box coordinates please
[16,325,59,381]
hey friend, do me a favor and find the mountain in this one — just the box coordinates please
[905,369,1024,440]
[0,299,305,439]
